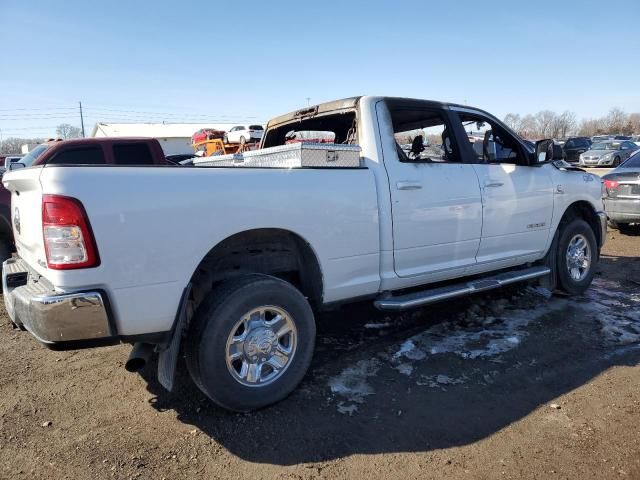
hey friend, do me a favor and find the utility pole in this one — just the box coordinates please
[79,101,86,138]
[306,97,311,107]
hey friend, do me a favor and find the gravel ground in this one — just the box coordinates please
[1,227,639,480]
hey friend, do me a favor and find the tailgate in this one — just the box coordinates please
[2,167,46,272]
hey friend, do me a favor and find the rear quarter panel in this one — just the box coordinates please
[37,165,381,335]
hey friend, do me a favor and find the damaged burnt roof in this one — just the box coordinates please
[265,96,488,129]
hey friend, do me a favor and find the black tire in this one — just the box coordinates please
[613,156,621,167]
[556,219,597,295]
[223,134,229,144]
[185,274,315,412]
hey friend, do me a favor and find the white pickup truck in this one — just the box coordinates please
[2,96,606,412]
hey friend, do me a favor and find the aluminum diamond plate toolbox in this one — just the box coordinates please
[194,143,362,168]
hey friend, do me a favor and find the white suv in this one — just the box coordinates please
[224,125,264,144]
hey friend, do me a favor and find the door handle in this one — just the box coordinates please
[396,181,422,190]
[483,180,504,188]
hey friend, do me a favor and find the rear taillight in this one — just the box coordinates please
[42,195,99,269]
[604,179,619,190]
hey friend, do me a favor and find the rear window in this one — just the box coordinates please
[565,138,589,148]
[113,143,154,165]
[249,125,264,130]
[47,146,105,165]
[20,144,50,167]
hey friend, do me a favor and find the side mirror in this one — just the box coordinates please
[534,139,564,164]
[6,161,25,171]
[4,158,25,170]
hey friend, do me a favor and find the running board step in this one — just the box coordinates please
[374,266,551,311]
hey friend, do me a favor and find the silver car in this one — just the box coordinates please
[602,151,640,228]
[579,140,639,167]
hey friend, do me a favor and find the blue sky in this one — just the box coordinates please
[1,0,639,138]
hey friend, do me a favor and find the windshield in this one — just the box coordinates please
[590,142,617,151]
[565,139,589,148]
[20,144,49,167]
[249,125,263,130]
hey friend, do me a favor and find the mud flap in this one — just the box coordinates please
[538,230,558,291]
[158,283,191,391]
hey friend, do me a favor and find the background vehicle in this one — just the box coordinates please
[6,137,170,170]
[0,138,170,280]
[602,151,640,229]
[591,135,615,143]
[224,125,264,144]
[2,96,606,412]
[562,137,591,163]
[579,140,639,167]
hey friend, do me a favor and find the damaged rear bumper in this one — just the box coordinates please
[2,257,117,349]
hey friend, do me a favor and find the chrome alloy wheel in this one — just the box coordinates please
[225,306,297,387]
[566,234,592,282]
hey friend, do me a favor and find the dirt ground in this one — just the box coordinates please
[1,228,639,480]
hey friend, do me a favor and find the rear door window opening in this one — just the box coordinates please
[262,111,357,148]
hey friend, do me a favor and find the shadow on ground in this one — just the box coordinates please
[140,262,640,465]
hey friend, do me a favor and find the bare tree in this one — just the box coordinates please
[55,124,82,139]
[629,113,640,133]
[0,137,44,154]
[503,113,522,132]
[605,108,628,134]
[552,110,577,139]
[520,114,538,139]
[534,110,557,138]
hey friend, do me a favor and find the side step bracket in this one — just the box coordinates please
[374,266,550,311]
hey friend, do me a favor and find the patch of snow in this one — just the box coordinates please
[394,363,414,376]
[393,340,427,360]
[328,358,380,404]
[417,374,465,388]
[336,402,359,416]
[364,322,392,329]
[575,280,640,346]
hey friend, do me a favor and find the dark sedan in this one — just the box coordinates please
[602,152,640,229]
[562,137,591,163]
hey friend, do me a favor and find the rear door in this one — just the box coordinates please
[378,101,483,278]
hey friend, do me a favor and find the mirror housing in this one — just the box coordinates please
[533,139,564,164]
[4,158,25,171]
[5,161,25,171]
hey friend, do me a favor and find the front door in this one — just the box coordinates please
[449,108,554,266]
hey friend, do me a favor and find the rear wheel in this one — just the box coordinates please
[239,135,247,146]
[556,219,597,295]
[185,274,315,412]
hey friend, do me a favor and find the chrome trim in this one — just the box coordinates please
[2,258,112,344]
[375,266,551,311]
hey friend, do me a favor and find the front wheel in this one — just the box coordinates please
[613,156,621,167]
[185,274,315,412]
[556,219,597,295]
